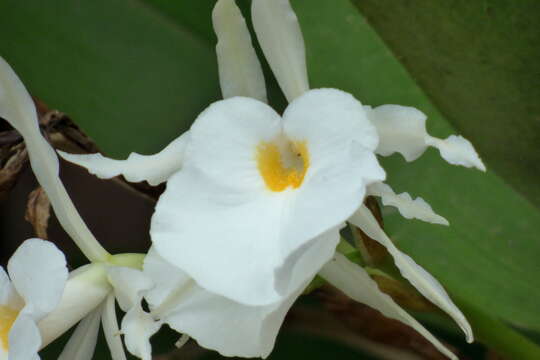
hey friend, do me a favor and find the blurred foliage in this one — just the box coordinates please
[1,0,540,359]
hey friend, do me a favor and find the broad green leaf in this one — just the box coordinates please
[352,0,540,208]
[0,0,220,158]
[2,0,539,358]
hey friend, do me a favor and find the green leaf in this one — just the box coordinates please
[0,0,221,158]
[352,0,540,209]
[2,0,539,358]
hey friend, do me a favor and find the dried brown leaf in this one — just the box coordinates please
[25,187,51,239]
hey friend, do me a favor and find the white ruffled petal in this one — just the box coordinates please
[425,135,486,171]
[366,104,485,171]
[39,264,111,348]
[213,0,267,102]
[102,294,127,360]
[8,239,68,319]
[151,97,284,305]
[319,253,458,360]
[8,314,42,360]
[58,132,189,186]
[107,267,153,312]
[274,226,340,299]
[349,205,474,343]
[143,247,192,310]
[367,182,449,225]
[58,307,102,360]
[144,250,304,358]
[0,56,108,262]
[121,305,161,360]
[251,0,309,101]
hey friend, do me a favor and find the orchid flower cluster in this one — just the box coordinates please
[0,0,486,359]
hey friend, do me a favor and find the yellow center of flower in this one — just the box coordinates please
[0,305,18,351]
[257,140,310,192]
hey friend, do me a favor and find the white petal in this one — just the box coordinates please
[213,0,267,102]
[277,89,385,262]
[102,294,127,360]
[8,239,68,319]
[143,248,192,310]
[426,135,486,171]
[0,56,109,262]
[39,264,111,348]
[58,132,189,186]
[319,253,458,360]
[349,205,474,343]
[367,182,449,225]
[0,267,23,310]
[121,305,161,360]
[251,0,309,101]
[274,226,340,299]
[151,97,285,305]
[8,314,42,360]
[366,104,485,171]
[144,250,305,358]
[58,307,102,360]
[107,267,153,312]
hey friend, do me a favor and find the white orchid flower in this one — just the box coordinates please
[0,239,68,360]
[57,0,483,359]
[0,56,162,360]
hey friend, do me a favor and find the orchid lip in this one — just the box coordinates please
[256,135,310,192]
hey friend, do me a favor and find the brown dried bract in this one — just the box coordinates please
[0,141,28,200]
[25,187,51,239]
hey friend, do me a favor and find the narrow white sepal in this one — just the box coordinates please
[367,182,449,225]
[0,56,109,262]
[319,253,458,360]
[366,104,485,171]
[58,132,189,186]
[251,0,309,101]
[213,0,267,102]
[102,294,128,360]
[58,307,102,360]
[349,205,474,343]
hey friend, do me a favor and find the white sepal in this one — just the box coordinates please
[143,249,306,359]
[58,306,102,360]
[39,263,111,348]
[213,0,267,102]
[251,0,309,101]
[366,104,485,171]
[58,132,189,186]
[102,294,127,360]
[319,253,458,360]
[0,56,109,262]
[349,205,474,343]
[367,182,449,225]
